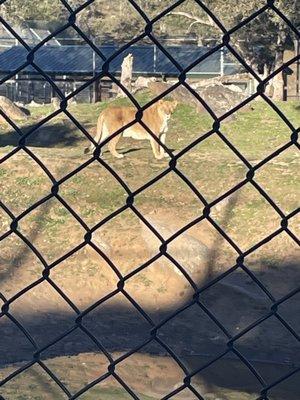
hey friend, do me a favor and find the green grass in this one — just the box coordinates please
[0,167,7,177]
[0,97,298,262]
[4,93,298,158]
[15,176,45,186]
[134,273,153,287]
[0,356,157,400]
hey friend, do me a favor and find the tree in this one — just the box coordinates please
[68,0,145,42]
[164,0,300,99]
[0,0,67,26]
[266,0,299,98]
[117,53,133,97]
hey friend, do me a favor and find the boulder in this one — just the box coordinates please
[0,96,29,125]
[133,76,157,93]
[148,80,253,120]
[51,97,60,111]
[28,100,43,107]
[140,213,209,278]
[197,83,247,116]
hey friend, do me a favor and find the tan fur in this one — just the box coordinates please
[85,99,178,159]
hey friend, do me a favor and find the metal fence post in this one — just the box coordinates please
[220,47,224,76]
[154,44,157,74]
[92,45,97,103]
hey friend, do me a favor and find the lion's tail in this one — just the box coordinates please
[84,113,104,155]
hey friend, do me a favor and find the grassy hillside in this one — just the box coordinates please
[1,96,298,259]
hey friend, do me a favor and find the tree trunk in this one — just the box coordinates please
[117,53,133,97]
[271,49,284,100]
[270,29,287,101]
[262,64,269,80]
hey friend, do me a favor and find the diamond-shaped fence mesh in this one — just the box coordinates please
[0,0,299,399]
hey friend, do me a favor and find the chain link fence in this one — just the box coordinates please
[0,0,299,399]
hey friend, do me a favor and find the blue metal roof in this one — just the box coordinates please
[0,45,240,76]
[156,46,221,74]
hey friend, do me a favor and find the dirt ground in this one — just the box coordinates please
[1,352,299,400]
[0,99,299,398]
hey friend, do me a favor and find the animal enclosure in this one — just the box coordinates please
[0,1,299,400]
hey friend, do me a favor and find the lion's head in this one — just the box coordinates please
[157,99,178,116]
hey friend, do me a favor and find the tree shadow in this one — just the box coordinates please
[0,121,85,149]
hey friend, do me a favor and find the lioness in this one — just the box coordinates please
[84,99,178,159]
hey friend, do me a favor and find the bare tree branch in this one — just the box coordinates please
[168,11,215,28]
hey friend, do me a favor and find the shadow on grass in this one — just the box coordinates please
[0,121,85,149]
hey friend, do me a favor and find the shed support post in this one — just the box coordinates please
[220,48,225,76]
[92,79,98,103]
[92,46,98,103]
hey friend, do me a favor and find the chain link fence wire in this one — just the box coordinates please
[0,0,299,399]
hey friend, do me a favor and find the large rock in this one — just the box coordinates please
[148,80,253,119]
[140,213,209,279]
[133,76,157,93]
[197,83,247,116]
[0,96,29,124]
